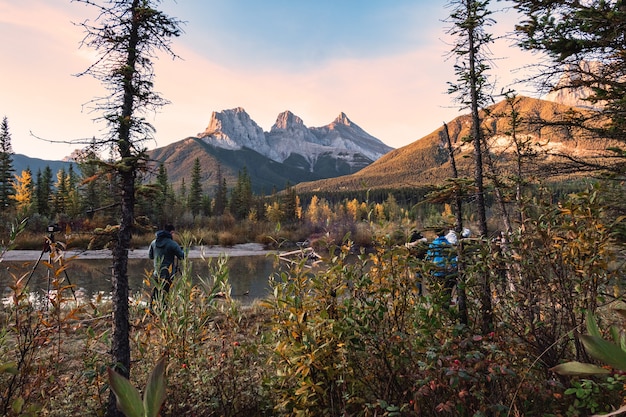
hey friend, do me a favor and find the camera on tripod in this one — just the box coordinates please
[47,224,61,234]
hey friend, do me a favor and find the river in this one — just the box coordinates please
[0,244,279,305]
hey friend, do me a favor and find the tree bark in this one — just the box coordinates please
[107,1,140,415]
[107,170,134,417]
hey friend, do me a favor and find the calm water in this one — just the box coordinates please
[0,255,277,305]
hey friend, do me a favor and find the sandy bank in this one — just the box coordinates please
[1,243,275,262]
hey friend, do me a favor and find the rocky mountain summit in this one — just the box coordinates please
[197,107,393,172]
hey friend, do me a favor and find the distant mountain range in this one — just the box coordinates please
[12,154,76,178]
[145,108,393,194]
[12,95,612,196]
[11,109,392,194]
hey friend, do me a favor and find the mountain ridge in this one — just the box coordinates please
[145,108,393,193]
[293,95,619,194]
[197,107,393,168]
[14,95,611,197]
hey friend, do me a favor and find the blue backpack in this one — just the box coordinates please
[426,236,457,277]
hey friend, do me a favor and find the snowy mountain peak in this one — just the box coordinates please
[543,61,606,111]
[333,112,352,126]
[196,108,393,170]
[198,107,268,153]
[271,111,305,131]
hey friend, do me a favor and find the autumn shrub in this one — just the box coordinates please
[208,212,236,232]
[0,231,90,417]
[262,235,533,416]
[262,241,354,415]
[488,186,623,369]
[135,245,275,416]
[217,231,237,247]
[197,228,219,246]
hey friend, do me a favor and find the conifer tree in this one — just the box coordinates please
[214,163,228,216]
[446,0,495,333]
[0,116,15,211]
[280,184,300,223]
[189,158,203,216]
[231,167,252,220]
[155,162,169,224]
[54,168,68,215]
[35,166,53,218]
[76,150,110,221]
[74,2,182,416]
[446,0,494,237]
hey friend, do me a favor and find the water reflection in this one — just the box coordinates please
[0,255,277,305]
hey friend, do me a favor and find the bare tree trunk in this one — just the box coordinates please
[442,123,464,233]
[466,6,492,333]
[442,122,468,325]
[107,2,140,414]
[107,170,134,417]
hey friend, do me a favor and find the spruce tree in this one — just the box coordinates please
[446,0,494,237]
[189,158,203,216]
[35,166,53,218]
[214,163,227,216]
[0,116,15,211]
[231,167,252,220]
[54,168,68,215]
[74,2,182,415]
[446,0,495,332]
[155,162,169,224]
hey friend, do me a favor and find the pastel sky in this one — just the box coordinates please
[0,0,539,161]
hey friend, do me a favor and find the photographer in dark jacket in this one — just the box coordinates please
[149,224,185,306]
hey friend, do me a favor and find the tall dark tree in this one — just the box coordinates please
[35,166,53,218]
[513,0,626,174]
[213,163,227,216]
[231,167,252,220]
[281,183,300,223]
[53,168,68,215]
[188,157,203,216]
[154,162,170,224]
[201,194,212,217]
[74,2,182,416]
[446,0,495,333]
[76,149,111,221]
[0,116,15,211]
[446,0,495,237]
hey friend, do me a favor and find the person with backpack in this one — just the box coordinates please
[149,224,185,307]
[426,228,458,304]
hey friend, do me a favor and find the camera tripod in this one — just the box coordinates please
[24,225,77,306]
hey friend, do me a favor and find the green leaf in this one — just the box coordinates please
[0,362,18,374]
[107,367,144,417]
[144,356,167,417]
[580,334,626,372]
[12,396,24,413]
[586,311,601,338]
[550,361,610,376]
[610,325,621,345]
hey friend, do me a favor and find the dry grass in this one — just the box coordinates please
[1,289,276,416]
